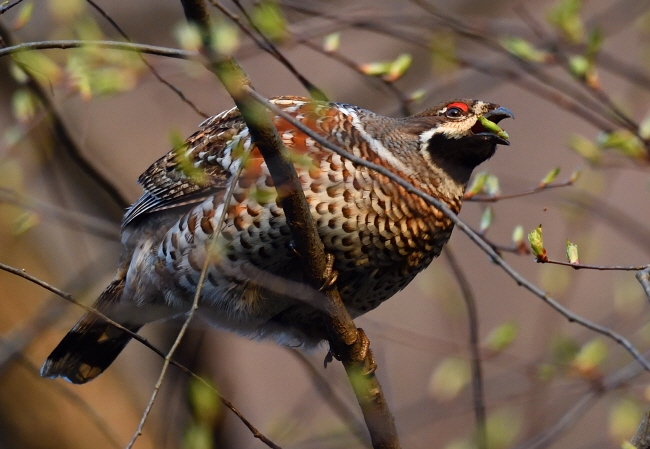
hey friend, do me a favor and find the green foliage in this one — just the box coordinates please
[251,0,288,42]
[322,33,340,53]
[528,225,547,262]
[565,240,579,264]
[479,206,492,233]
[11,88,39,123]
[511,225,525,247]
[465,171,489,198]
[12,1,33,30]
[385,53,412,82]
[500,37,548,62]
[572,338,608,375]
[429,357,470,401]
[184,377,221,449]
[477,115,509,141]
[485,322,518,353]
[568,134,602,164]
[539,167,560,187]
[548,0,585,43]
[609,398,642,442]
[430,29,457,74]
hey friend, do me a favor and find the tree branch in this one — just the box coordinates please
[179,1,401,447]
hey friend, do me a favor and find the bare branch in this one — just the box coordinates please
[444,247,486,449]
[0,39,196,60]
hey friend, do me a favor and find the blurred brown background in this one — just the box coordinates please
[1,0,650,448]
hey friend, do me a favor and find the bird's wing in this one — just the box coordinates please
[121,106,248,227]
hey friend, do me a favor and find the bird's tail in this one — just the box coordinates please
[41,278,141,384]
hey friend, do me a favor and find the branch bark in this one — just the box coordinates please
[178,1,400,448]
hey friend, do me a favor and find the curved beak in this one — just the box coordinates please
[472,106,514,146]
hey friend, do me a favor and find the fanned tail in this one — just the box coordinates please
[41,278,141,384]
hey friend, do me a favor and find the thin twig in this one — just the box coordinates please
[247,90,650,373]
[0,0,25,15]
[538,259,650,271]
[444,247,487,449]
[0,39,196,59]
[465,179,575,202]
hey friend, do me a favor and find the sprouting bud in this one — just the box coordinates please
[566,240,579,264]
[528,225,547,262]
[539,167,561,188]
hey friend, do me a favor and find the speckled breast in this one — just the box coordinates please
[154,99,458,319]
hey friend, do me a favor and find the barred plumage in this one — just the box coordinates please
[41,96,512,383]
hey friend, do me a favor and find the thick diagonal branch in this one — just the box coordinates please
[178,1,400,448]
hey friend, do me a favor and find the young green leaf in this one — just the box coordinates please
[565,240,579,264]
[528,225,547,262]
[500,36,549,62]
[609,399,642,442]
[568,134,602,164]
[539,167,561,188]
[428,357,470,401]
[548,0,585,43]
[569,168,582,183]
[485,174,501,197]
[359,61,391,76]
[12,1,33,30]
[572,338,607,374]
[465,171,489,198]
[512,225,525,246]
[409,88,426,104]
[323,33,340,53]
[479,207,493,233]
[385,53,412,82]
[251,0,288,42]
[211,20,239,55]
[11,89,39,123]
[598,130,646,160]
[485,322,518,353]
[477,115,510,141]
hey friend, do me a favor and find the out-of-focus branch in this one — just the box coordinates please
[179,1,401,448]
[86,0,209,119]
[444,247,486,449]
[0,260,282,448]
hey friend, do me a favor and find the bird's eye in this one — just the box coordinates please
[445,107,464,119]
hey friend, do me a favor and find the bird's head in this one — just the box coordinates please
[408,99,513,185]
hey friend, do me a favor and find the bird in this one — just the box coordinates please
[41,96,512,384]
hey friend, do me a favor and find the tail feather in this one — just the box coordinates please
[41,278,140,384]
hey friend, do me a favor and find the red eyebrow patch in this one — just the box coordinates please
[447,101,469,112]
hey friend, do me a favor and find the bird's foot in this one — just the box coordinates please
[319,253,338,291]
[324,328,377,376]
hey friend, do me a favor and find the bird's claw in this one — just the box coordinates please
[323,328,377,376]
[319,253,339,291]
